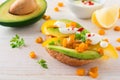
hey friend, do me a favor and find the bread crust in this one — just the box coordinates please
[47,49,94,66]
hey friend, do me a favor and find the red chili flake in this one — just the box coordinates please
[77,28,84,32]
[88,34,91,37]
[90,3,94,5]
[88,1,94,5]
[88,1,92,4]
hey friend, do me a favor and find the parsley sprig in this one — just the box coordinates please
[38,59,48,69]
[10,34,25,48]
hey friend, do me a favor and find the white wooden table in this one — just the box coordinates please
[0,0,120,80]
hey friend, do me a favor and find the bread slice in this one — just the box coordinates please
[47,49,94,66]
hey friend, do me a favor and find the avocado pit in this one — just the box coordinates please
[9,0,38,15]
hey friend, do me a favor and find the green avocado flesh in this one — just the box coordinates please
[46,19,83,37]
[0,0,47,27]
[47,45,102,60]
[47,27,72,37]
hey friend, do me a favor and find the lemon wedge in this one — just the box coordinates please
[103,44,119,59]
[119,8,120,18]
[92,6,119,29]
[89,43,118,59]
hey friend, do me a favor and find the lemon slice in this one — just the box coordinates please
[92,6,119,29]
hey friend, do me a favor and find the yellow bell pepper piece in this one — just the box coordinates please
[103,44,119,59]
[42,38,62,47]
[41,20,56,34]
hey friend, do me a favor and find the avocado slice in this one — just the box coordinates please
[0,0,47,27]
[41,19,84,37]
[47,45,102,60]
[46,27,72,37]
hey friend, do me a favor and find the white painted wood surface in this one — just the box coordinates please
[0,0,120,80]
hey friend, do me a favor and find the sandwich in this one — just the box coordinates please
[41,19,118,66]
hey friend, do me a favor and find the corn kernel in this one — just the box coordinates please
[98,29,105,35]
[114,26,120,31]
[116,46,120,51]
[88,66,99,78]
[70,22,77,27]
[29,51,37,58]
[36,37,43,44]
[54,7,59,12]
[76,68,86,76]
[97,48,104,55]
[89,71,98,78]
[62,38,67,47]
[116,38,120,43]
[58,2,64,7]
[103,38,109,42]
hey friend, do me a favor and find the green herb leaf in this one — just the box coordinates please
[41,63,48,69]
[10,34,25,48]
[49,41,55,45]
[38,59,48,69]
[16,34,20,39]
[39,59,46,63]
[75,29,89,42]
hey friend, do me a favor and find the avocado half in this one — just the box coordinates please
[0,0,47,27]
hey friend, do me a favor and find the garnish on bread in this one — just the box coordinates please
[41,19,118,66]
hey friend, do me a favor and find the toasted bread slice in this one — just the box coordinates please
[47,49,94,66]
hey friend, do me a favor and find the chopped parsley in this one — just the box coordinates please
[38,59,48,69]
[75,29,89,42]
[10,34,25,48]
[48,39,61,46]
[49,41,55,45]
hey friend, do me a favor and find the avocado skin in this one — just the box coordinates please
[0,0,47,27]
[47,45,102,60]
[0,11,46,27]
